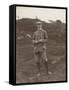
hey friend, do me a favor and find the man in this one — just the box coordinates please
[33,21,51,76]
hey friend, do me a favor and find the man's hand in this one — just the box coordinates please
[39,39,47,43]
[39,39,43,42]
[33,40,38,44]
[33,39,48,44]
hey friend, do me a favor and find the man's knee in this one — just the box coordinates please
[45,58,48,62]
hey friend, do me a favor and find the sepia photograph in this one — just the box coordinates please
[16,5,67,84]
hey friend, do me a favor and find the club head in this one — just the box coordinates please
[27,34,31,38]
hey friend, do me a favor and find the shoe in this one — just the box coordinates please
[37,73,41,77]
[48,71,52,75]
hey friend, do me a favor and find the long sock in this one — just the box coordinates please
[44,61,49,75]
[37,62,40,74]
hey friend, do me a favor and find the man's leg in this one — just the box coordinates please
[34,52,41,76]
[42,50,52,75]
[42,50,49,75]
[44,59,49,75]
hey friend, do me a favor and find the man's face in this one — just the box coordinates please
[36,23,42,29]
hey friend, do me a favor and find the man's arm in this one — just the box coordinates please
[39,30,48,43]
[44,30,48,42]
[32,33,38,44]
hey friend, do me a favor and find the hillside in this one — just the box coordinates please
[16,18,66,45]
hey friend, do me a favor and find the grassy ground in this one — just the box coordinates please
[16,39,66,84]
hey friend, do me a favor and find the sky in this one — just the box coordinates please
[16,6,66,23]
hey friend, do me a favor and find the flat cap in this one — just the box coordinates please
[36,21,42,25]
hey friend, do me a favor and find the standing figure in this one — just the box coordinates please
[33,21,50,76]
